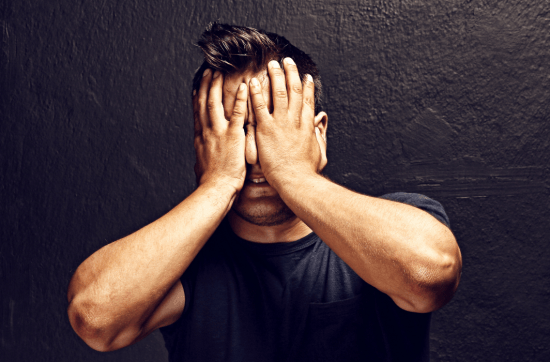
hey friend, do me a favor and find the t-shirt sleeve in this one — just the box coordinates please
[158,246,200,349]
[379,192,451,229]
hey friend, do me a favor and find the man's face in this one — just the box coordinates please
[222,69,297,226]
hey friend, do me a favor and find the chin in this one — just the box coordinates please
[231,195,296,227]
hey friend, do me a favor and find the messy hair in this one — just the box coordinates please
[192,22,322,110]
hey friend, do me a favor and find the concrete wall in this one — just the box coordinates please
[1,0,549,360]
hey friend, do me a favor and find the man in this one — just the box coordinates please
[67,23,462,361]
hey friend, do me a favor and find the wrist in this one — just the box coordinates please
[198,178,240,206]
[269,168,324,194]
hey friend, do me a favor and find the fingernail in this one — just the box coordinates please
[285,57,295,65]
[251,78,260,87]
[306,74,313,82]
[203,68,211,77]
[192,89,196,96]
[239,83,246,91]
[213,71,220,79]
[269,60,280,68]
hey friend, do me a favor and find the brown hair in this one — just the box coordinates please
[192,23,322,109]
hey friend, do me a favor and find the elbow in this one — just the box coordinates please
[396,238,462,314]
[66,277,142,352]
[409,245,462,313]
[67,298,122,352]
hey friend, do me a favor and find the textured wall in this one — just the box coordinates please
[1,0,549,361]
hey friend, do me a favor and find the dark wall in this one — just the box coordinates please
[1,0,549,361]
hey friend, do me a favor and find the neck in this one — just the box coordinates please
[227,210,313,243]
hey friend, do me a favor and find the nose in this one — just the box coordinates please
[245,93,259,165]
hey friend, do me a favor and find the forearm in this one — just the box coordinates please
[67,181,236,339]
[273,172,461,313]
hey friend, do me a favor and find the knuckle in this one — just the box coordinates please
[274,90,288,99]
[304,97,315,109]
[292,84,303,94]
[231,108,245,118]
[271,68,284,77]
[206,100,217,112]
[254,102,267,111]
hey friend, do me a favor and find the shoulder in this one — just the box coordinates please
[379,192,451,228]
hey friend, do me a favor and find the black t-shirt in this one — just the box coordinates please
[160,192,451,362]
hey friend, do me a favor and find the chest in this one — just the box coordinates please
[179,242,386,361]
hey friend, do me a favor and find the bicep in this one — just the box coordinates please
[111,280,185,350]
[143,279,186,332]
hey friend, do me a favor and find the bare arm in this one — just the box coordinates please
[67,69,249,351]
[249,58,461,313]
[67,182,234,351]
[274,175,461,313]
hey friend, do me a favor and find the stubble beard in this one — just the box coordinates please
[231,194,296,227]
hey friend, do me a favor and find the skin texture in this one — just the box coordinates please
[66,58,462,352]
[222,69,298,228]
[218,67,328,239]
[234,60,461,313]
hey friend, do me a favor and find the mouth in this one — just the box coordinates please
[245,176,269,185]
[248,177,266,183]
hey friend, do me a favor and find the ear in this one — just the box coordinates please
[314,111,328,172]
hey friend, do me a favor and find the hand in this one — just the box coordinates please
[193,69,248,196]
[249,58,325,188]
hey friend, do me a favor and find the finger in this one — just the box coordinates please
[192,89,201,136]
[245,124,258,165]
[249,77,271,124]
[222,83,238,121]
[229,83,248,130]
[245,95,258,165]
[301,74,316,131]
[198,68,213,129]
[284,57,303,119]
[267,60,288,119]
[208,71,226,130]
